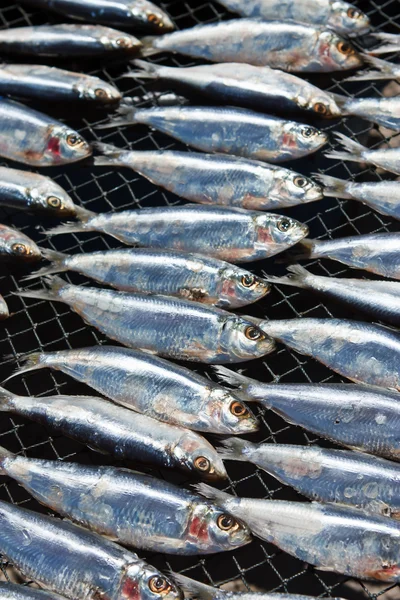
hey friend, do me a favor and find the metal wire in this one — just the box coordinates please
[0,0,400,598]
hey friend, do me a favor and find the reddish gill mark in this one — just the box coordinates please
[46,136,61,157]
[188,515,209,543]
[121,577,141,600]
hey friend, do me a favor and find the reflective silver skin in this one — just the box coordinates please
[0,295,9,320]
[0,583,65,600]
[0,224,41,262]
[327,133,400,176]
[0,499,182,600]
[335,94,400,131]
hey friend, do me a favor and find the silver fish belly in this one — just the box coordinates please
[0,224,41,262]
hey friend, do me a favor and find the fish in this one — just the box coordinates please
[0,294,9,320]
[93,143,323,210]
[0,583,66,600]
[98,105,328,163]
[19,0,175,32]
[291,233,400,280]
[16,276,275,363]
[219,438,400,518]
[0,24,141,58]
[0,386,227,479]
[345,55,400,82]
[369,33,400,55]
[326,133,400,177]
[195,484,400,582]
[139,20,362,73]
[264,264,400,325]
[0,499,182,600]
[0,448,251,554]
[6,345,259,433]
[333,94,400,131]
[316,173,400,221]
[0,98,91,167]
[24,248,271,309]
[0,224,41,262]
[46,205,309,263]
[126,61,342,117]
[0,64,121,105]
[215,366,400,460]
[213,0,370,36]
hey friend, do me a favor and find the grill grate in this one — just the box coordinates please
[0,1,400,599]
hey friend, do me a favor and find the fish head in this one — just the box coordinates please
[130,1,175,32]
[217,266,270,308]
[46,125,92,165]
[307,92,342,119]
[101,30,142,54]
[219,316,276,361]
[30,178,77,217]
[79,80,122,105]
[329,2,370,36]
[255,213,309,254]
[315,30,363,71]
[186,503,251,552]
[206,387,259,434]
[173,431,228,480]
[123,566,182,600]
[282,122,328,155]
[274,169,323,205]
[0,225,41,262]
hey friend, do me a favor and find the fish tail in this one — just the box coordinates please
[125,60,161,80]
[95,103,139,130]
[370,44,400,55]
[0,386,15,413]
[170,574,217,600]
[45,220,92,236]
[14,275,68,304]
[217,437,254,462]
[193,483,232,505]
[22,248,68,281]
[2,352,47,385]
[263,264,311,289]
[0,444,14,474]
[314,174,353,199]
[288,238,319,260]
[345,55,397,81]
[213,366,255,391]
[325,133,366,165]
[138,36,160,58]
[93,142,126,167]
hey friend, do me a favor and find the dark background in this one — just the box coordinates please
[0,1,400,599]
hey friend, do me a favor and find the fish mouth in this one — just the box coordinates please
[307,184,324,202]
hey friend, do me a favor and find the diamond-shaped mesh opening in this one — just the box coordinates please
[0,1,399,599]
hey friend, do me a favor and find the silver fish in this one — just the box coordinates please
[215,366,400,461]
[17,276,275,364]
[264,264,400,325]
[127,61,342,118]
[196,484,400,582]
[0,64,121,105]
[292,233,400,280]
[369,33,400,56]
[0,24,141,58]
[0,386,227,479]
[219,438,400,518]
[0,499,181,600]
[0,224,41,262]
[7,345,259,433]
[93,143,322,210]
[46,205,309,263]
[214,0,370,36]
[326,133,400,177]
[25,248,271,309]
[0,98,91,167]
[0,583,66,600]
[346,55,400,82]
[0,448,250,554]
[334,94,400,131]
[140,20,362,72]
[0,294,9,320]
[99,105,327,163]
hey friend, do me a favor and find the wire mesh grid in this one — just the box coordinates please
[0,1,400,599]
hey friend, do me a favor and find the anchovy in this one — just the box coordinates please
[6,345,259,433]
[0,584,65,600]
[0,64,121,105]
[213,0,370,36]
[0,224,41,262]
[0,448,250,554]
[0,98,91,167]
[292,233,400,280]
[17,276,275,363]
[25,248,271,309]
[219,438,400,518]
[93,144,322,210]
[0,295,9,320]
[264,265,400,325]
[139,20,362,72]
[20,0,174,32]
[327,133,400,176]
[99,105,327,163]
[215,366,400,460]
[196,484,400,582]
[0,24,141,58]
[126,61,342,118]
[46,205,309,263]
[334,94,400,131]
[346,55,400,82]
[0,386,227,479]
[0,499,181,600]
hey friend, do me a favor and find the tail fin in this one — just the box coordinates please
[325,133,367,165]
[14,276,69,304]
[193,483,232,506]
[288,238,320,260]
[45,220,93,236]
[22,248,68,281]
[262,264,312,289]
[217,437,254,462]
[138,37,161,58]
[124,60,162,80]
[314,174,353,199]
[370,44,400,55]
[171,574,220,600]
[212,367,258,403]
[345,55,399,81]
[2,352,46,384]
[93,142,126,167]
[370,33,400,55]
[95,104,139,130]
[0,444,14,474]
[0,386,15,413]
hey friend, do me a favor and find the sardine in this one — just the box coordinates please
[0,64,121,105]
[370,33,400,56]
[326,133,400,176]
[219,438,400,518]
[99,105,327,163]
[93,144,322,210]
[0,98,91,167]
[0,386,227,479]
[196,484,400,582]
[46,205,309,263]
[292,233,400,280]
[0,499,181,600]
[334,94,400,131]
[214,0,370,36]
[126,61,342,118]
[6,345,259,433]
[346,55,400,82]
[264,265,400,325]
[139,20,362,72]
[0,295,9,320]
[25,248,271,309]
[20,0,174,32]
[0,224,41,262]
[0,24,141,58]
[215,367,400,460]
[0,448,250,553]
[17,276,275,363]
[0,583,65,600]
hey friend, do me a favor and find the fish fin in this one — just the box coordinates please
[74,205,96,221]
[266,264,312,288]
[0,444,14,474]
[217,437,253,462]
[93,142,126,167]
[45,220,92,236]
[2,351,46,384]
[22,248,68,281]
[14,275,68,304]
[125,60,161,80]
[345,54,398,81]
[0,386,15,413]
[288,238,320,260]
[193,483,231,504]
[138,36,160,58]
[368,44,400,56]
[213,366,252,390]
[314,174,353,199]
[170,574,218,600]
[325,133,366,165]
[95,103,138,130]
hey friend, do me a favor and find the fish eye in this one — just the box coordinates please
[313,102,328,116]
[337,41,353,55]
[347,7,361,19]
[12,243,29,256]
[148,577,172,595]
[47,196,62,209]
[147,12,162,26]
[116,37,130,47]
[302,127,314,138]
[194,456,211,472]
[95,88,108,99]
[294,176,307,188]
[217,514,239,531]
[66,134,84,147]
[241,273,256,288]
[277,217,292,232]
[230,401,249,418]
[244,326,264,341]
